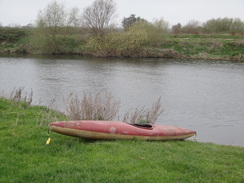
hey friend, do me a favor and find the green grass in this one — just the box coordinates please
[160,34,244,60]
[0,97,244,182]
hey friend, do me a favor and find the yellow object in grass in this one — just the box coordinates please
[46,138,51,145]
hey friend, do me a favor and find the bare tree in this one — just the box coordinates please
[36,1,66,33]
[152,18,169,33]
[203,17,244,33]
[36,1,80,35]
[81,0,117,34]
[181,20,202,34]
[67,7,80,27]
[33,0,80,54]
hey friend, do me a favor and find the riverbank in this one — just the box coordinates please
[1,27,244,61]
[160,34,244,61]
[0,97,243,182]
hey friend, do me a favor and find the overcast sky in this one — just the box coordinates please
[0,0,244,27]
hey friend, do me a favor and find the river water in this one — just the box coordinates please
[1,55,244,146]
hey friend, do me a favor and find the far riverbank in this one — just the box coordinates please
[0,27,244,61]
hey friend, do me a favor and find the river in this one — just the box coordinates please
[1,55,244,146]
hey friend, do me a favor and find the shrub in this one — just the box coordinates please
[65,92,163,124]
[0,27,28,42]
[128,21,165,47]
[83,21,166,57]
[30,33,80,54]
[83,32,145,57]
[65,92,120,121]
[123,97,163,124]
[203,17,244,33]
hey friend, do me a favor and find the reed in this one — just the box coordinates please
[123,97,163,124]
[65,92,163,124]
[3,88,163,124]
[9,87,33,107]
[65,92,120,121]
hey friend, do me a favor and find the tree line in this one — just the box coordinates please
[33,0,244,34]
[172,18,244,34]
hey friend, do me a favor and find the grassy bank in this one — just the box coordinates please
[1,27,244,61]
[0,27,31,54]
[160,34,244,61]
[0,97,243,182]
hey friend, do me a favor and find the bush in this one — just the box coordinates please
[30,1,81,54]
[83,21,166,57]
[83,32,145,57]
[123,97,163,124]
[128,21,165,47]
[30,33,80,54]
[65,92,163,124]
[203,17,244,33]
[0,27,29,42]
[65,92,120,121]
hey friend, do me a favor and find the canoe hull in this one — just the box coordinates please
[49,120,196,141]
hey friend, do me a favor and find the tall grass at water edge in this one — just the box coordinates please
[65,92,163,124]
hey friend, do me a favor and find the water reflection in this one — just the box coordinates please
[0,55,244,146]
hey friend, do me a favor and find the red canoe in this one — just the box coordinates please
[49,120,196,141]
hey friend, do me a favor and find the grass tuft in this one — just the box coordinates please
[9,87,33,106]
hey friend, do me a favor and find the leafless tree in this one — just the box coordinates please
[36,1,66,32]
[152,18,170,33]
[67,7,80,27]
[33,1,80,54]
[81,0,117,34]
[36,1,80,34]
[181,20,202,34]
